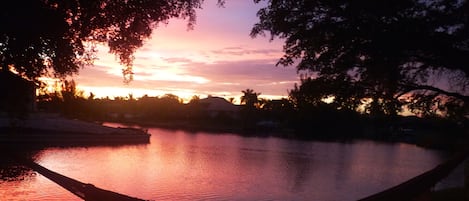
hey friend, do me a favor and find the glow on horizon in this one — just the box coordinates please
[78,85,289,104]
[72,0,299,102]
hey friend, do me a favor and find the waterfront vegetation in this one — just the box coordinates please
[0,0,467,150]
[35,81,467,151]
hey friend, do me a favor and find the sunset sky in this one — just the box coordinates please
[73,0,299,103]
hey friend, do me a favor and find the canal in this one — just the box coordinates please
[0,124,451,200]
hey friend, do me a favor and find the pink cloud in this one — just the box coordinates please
[74,0,298,101]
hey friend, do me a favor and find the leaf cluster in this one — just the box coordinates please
[253,0,469,118]
[0,0,224,82]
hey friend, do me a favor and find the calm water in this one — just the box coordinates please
[0,124,448,201]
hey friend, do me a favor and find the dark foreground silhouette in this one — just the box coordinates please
[358,148,469,201]
[19,158,147,201]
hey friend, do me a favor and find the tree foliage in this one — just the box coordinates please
[0,0,224,82]
[252,0,469,118]
[241,88,260,108]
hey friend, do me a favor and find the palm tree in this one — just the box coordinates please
[240,89,261,132]
[240,89,260,108]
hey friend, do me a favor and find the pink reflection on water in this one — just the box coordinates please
[0,127,445,201]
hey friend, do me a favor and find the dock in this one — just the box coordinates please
[21,159,148,201]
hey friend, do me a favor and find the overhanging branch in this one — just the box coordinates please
[400,84,469,103]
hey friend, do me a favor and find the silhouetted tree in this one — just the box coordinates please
[241,89,260,109]
[61,80,83,102]
[162,94,182,104]
[289,76,363,113]
[0,0,224,82]
[128,93,135,101]
[240,89,261,131]
[258,98,295,127]
[60,79,86,116]
[186,95,204,121]
[88,92,95,101]
[252,0,469,119]
[189,95,200,104]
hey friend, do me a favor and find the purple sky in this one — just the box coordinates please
[72,0,299,103]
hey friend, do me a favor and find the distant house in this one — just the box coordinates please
[0,70,36,114]
[198,96,240,119]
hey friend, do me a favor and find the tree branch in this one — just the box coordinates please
[400,84,469,103]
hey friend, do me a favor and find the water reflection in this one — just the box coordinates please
[0,163,35,182]
[0,127,446,201]
[0,148,37,182]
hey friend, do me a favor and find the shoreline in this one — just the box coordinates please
[102,118,468,152]
[0,113,150,146]
[2,112,464,151]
